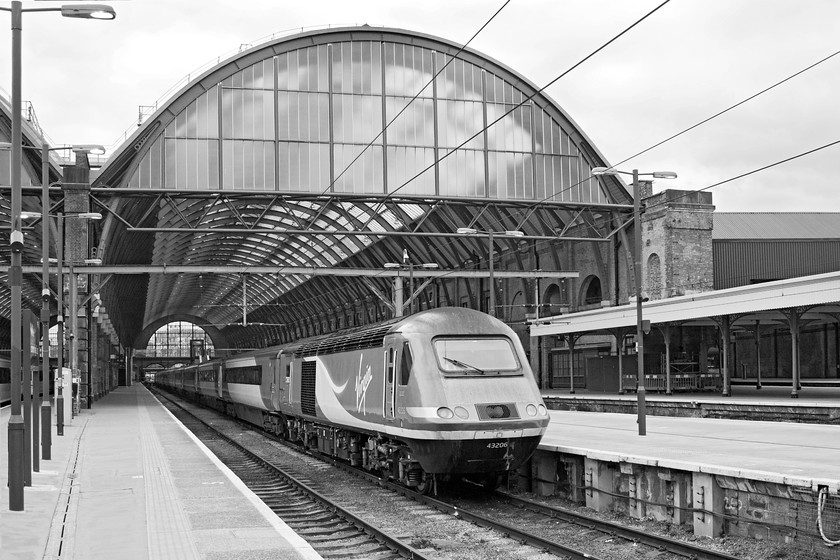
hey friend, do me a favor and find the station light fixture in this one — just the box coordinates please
[456,227,524,317]
[60,4,116,20]
[592,166,677,436]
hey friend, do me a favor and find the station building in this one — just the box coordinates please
[1,25,838,397]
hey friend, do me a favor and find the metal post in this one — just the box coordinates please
[86,297,92,408]
[70,263,78,416]
[8,0,26,511]
[408,262,414,314]
[23,310,35,479]
[488,231,495,317]
[56,213,64,435]
[41,143,51,459]
[755,320,762,390]
[633,169,647,436]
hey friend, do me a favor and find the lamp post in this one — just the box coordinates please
[57,214,65,435]
[39,145,50,458]
[593,167,676,436]
[456,227,524,318]
[1,0,115,512]
[384,249,438,316]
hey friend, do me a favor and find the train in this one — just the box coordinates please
[0,355,52,408]
[0,355,10,406]
[154,307,550,492]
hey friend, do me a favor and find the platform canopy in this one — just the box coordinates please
[1,26,634,352]
[529,271,840,338]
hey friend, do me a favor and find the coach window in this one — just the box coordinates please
[399,342,413,385]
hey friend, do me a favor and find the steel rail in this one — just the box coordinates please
[311,451,601,560]
[494,489,743,560]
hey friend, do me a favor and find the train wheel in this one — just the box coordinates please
[482,473,505,491]
[414,472,433,495]
[277,416,290,440]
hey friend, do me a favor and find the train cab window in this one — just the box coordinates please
[399,342,413,385]
[387,348,395,384]
[286,362,292,381]
[433,337,521,376]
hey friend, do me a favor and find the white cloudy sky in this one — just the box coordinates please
[2,0,838,212]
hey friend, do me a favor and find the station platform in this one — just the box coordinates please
[533,388,840,554]
[541,384,840,424]
[0,384,323,560]
[539,407,840,491]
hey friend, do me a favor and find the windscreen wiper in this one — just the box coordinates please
[443,356,485,374]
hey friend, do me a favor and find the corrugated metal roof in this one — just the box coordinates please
[713,213,840,240]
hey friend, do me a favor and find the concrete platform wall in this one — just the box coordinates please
[517,449,839,555]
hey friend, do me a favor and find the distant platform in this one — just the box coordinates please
[541,385,840,424]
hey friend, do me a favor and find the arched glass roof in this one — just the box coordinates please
[113,33,610,203]
[58,27,630,350]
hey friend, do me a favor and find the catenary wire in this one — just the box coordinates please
[320,0,512,196]
[362,0,673,206]
[608,48,840,171]
[492,47,840,232]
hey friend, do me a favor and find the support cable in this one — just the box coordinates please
[818,487,840,546]
[358,0,673,201]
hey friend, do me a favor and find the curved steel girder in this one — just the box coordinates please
[4,187,631,349]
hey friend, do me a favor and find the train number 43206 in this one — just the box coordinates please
[486,442,508,449]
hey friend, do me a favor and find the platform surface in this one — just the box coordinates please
[0,385,322,560]
[540,404,840,492]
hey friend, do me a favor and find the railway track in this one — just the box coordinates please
[490,489,742,560]
[153,387,746,560]
[330,457,742,560]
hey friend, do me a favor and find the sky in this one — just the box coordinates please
[1,0,838,213]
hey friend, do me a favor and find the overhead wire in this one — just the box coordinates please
[482,48,840,266]
[501,46,840,229]
[214,4,840,334]
[232,1,678,329]
[374,0,673,203]
[643,138,840,212]
[608,48,840,172]
[320,0,675,283]
[321,0,513,197]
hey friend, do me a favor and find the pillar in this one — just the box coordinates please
[531,450,557,497]
[62,155,92,407]
[720,316,732,396]
[693,472,724,537]
[585,458,616,513]
[621,462,643,519]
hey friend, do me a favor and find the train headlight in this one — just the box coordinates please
[436,407,454,419]
[454,406,470,419]
[538,404,547,416]
[526,404,537,416]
